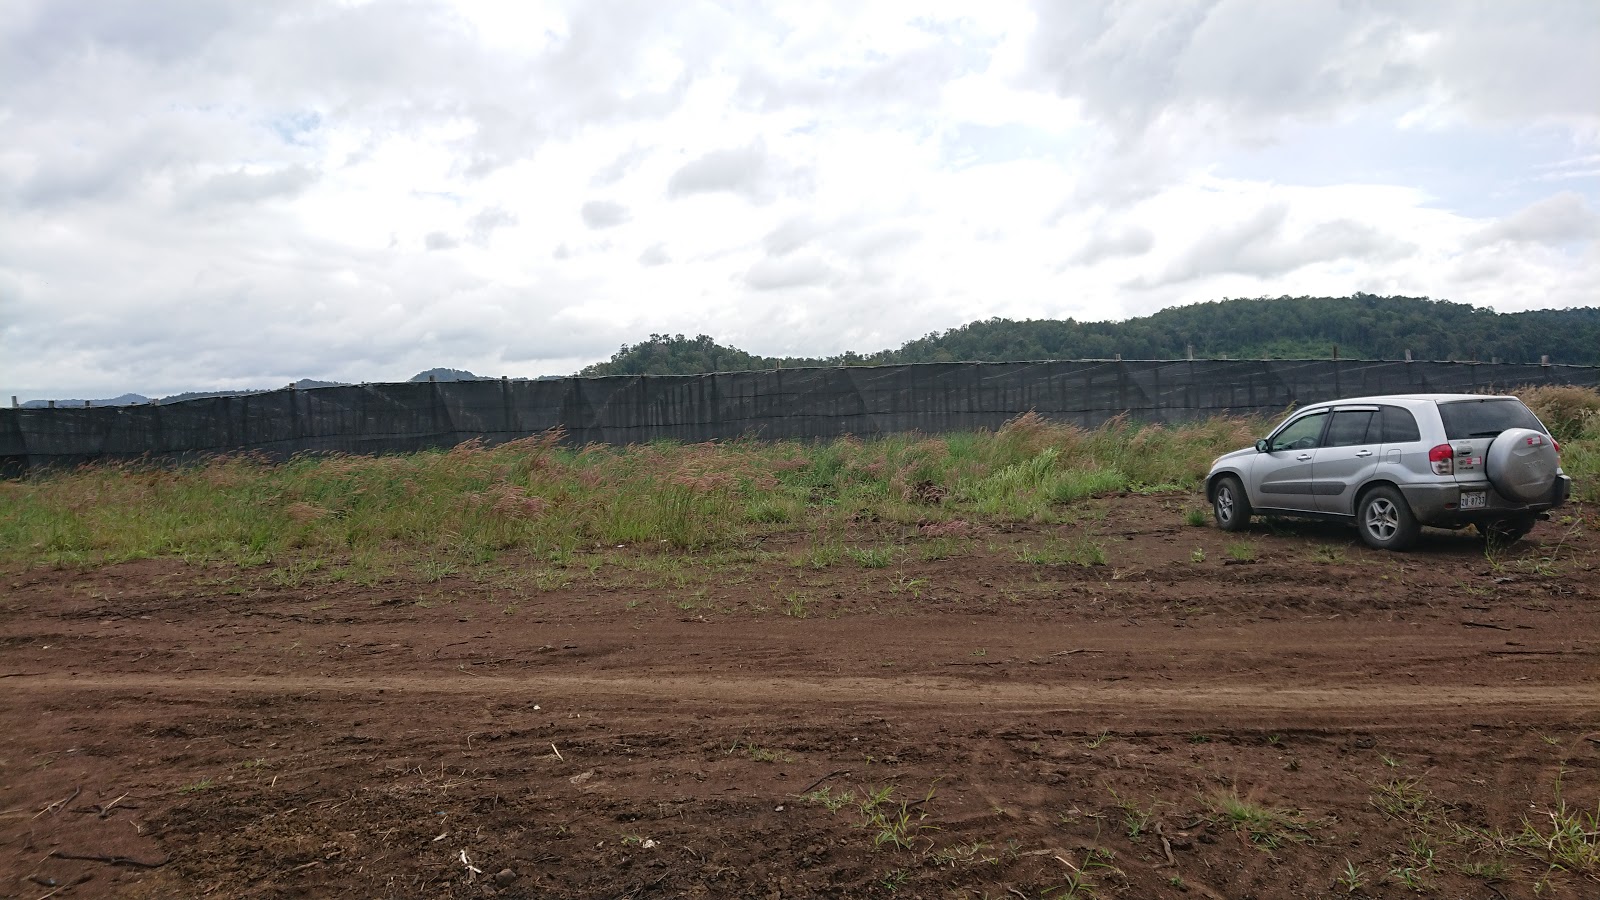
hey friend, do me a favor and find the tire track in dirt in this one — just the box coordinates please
[8,671,1598,724]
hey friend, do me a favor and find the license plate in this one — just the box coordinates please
[1460,491,1487,510]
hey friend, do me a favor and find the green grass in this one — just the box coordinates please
[7,398,1593,582]
[1017,537,1107,567]
[1207,789,1312,849]
[177,777,215,794]
[847,546,897,568]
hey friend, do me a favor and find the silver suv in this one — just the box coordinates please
[1205,394,1571,550]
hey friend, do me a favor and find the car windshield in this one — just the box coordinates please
[1437,399,1545,440]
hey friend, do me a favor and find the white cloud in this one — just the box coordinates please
[0,0,1596,399]
[743,254,835,291]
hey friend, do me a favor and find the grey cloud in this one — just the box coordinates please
[183,165,318,208]
[1412,1,1600,123]
[1026,0,1598,139]
[743,254,834,291]
[667,143,773,202]
[1070,226,1156,266]
[4,0,276,70]
[11,112,234,208]
[581,200,631,229]
[591,145,652,187]
[425,232,460,251]
[1142,205,1412,286]
[2,195,606,395]
[638,243,670,266]
[1468,193,1599,248]
[468,207,518,246]
[762,216,823,256]
[3,0,707,188]
[1033,0,1415,136]
[759,216,919,272]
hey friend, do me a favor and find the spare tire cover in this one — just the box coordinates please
[1485,427,1559,503]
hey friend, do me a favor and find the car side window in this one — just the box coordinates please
[1268,411,1329,451]
[1324,410,1375,447]
[1378,405,1421,443]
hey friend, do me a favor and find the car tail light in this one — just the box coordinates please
[1428,444,1454,475]
[1554,440,1561,454]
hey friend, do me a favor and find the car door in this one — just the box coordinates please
[1249,410,1329,512]
[1313,407,1378,514]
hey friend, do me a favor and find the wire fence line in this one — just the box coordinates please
[5,359,1598,474]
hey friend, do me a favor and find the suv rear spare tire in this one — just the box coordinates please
[1485,428,1559,503]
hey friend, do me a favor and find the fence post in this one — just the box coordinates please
[10,396,16,408]
[501,375,512,436]
[1405,349,1412,363]
[1541,355,1550,367]
[48,400,55,408]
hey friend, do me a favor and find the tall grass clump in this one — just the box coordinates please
[1519,386,1600,505]
[1519,386,1600,444]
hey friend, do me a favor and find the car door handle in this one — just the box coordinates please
[1355,450,1373,457]
[1296,453,1312,461]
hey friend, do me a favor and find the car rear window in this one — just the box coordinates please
[1437,399,1545,440]
[1378,405,1421,443]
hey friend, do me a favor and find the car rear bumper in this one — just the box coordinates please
[1401,475,1570,526]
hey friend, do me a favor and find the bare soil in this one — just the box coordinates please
[3,494,1599,899]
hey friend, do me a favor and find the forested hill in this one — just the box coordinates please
[577,295,1600,376]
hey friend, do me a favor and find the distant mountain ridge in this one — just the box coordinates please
[18,295,1600,407]
[17,373,476,409]
[409,368,483,383]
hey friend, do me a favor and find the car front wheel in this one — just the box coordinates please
[1213,476,1252,532]
[1357,486,1420,551]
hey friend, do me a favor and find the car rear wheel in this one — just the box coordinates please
[1213,476,1252,532]
[1479,515,1537,546]
[1357,486,1420,551]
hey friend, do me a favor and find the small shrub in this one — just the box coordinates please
[1207,789,1311,849]
[848,546,896,568]
[1018,537,1106,567]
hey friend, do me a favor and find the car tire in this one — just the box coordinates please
[1213,476,1252,532]
[1356,486,1420,551]
[1479,515,1537,546]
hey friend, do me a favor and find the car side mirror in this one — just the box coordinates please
[1255,439,1269,453]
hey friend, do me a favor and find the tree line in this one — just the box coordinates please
[577,295,1600,376]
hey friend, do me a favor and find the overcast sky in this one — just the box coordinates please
[3,0,1597,400]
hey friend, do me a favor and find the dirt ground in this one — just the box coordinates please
[3,494,1599,899]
